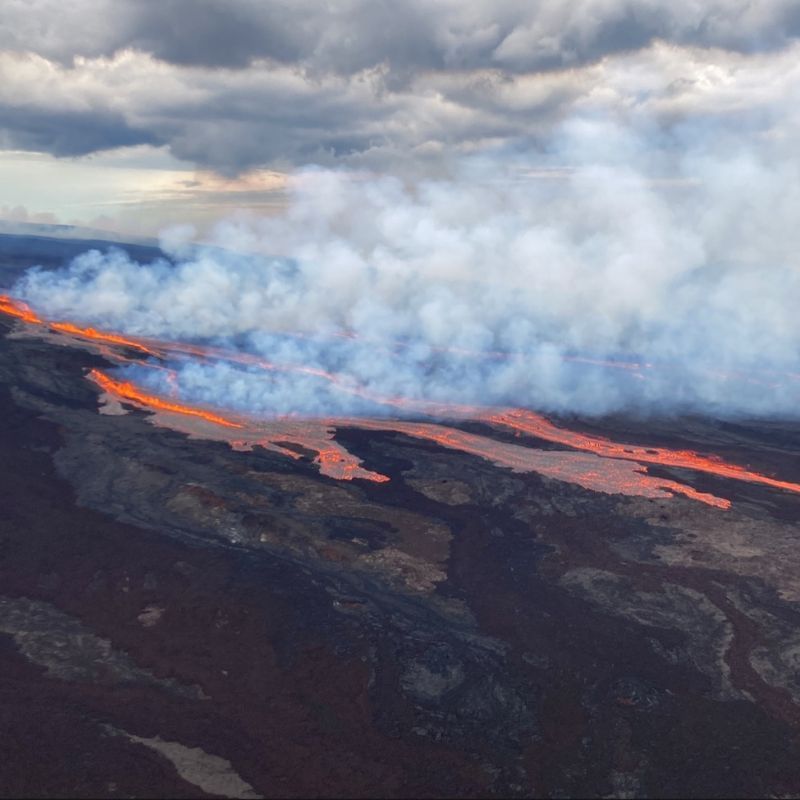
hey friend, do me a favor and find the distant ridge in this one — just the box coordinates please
[0,219,157,246]
[0,230,167,286]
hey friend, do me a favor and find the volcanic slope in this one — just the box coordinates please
[1,242,800,796]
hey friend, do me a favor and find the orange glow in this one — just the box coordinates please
[89,369,243,429]
[80,356,800,506]
[137,337,440,412]
[483,408,800,497]
[2,294,798,505]
[0,294,42,325]
[346,418,731,508]
[86,367,732,503]
[314,444,390,482]
[50,322,163,357]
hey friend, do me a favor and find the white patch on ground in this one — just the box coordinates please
[110,728,262,799]
[137,605,165,627]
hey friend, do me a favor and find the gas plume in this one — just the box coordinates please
[5,292,800,508]
[11,118,800,419]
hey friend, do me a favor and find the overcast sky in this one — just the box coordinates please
[1,0,799,235]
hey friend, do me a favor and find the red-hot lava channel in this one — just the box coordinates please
[484,408,800,496]
[87,366,727,505]
[88,369,243,429]
[3,293,800,504]
[49,322,164,358]
[0,294,41,324]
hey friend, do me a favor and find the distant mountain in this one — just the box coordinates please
[0,231,166,286]
[0,219,156,246]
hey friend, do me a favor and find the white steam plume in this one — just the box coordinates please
[12,117,800,419]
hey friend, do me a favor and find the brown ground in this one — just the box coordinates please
[1,314,800,798]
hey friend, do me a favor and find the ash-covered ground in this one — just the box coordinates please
[1,235,800,799]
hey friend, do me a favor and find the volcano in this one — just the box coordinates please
[2,233,800,798]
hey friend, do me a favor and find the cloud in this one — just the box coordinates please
[2,2,797,419]
[0,204,58,225]
[3,1,800,73]
[1,38,799,174]
[0,2,799,173]
[0,104,155,156]
[13,109,800,419]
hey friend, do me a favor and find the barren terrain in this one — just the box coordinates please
[2,235,800,798]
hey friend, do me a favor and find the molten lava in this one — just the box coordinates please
[315,445,391,482]
[2,293,799,508]
[89,369,243,429]
[87,364,733,505]
[348,418,732,508]
[485,408,800,497]
[0,294,42,325]
[50,322,163,358]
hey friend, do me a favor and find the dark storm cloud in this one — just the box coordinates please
[1,1,800,172]
[0,103,156,156]
[4,1,800,73]
[121,1,305,69]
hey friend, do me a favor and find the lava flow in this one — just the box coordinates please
[485,408,800,496]
[2,292,800,508]
[348,418,731,508]
[88,366,727,505]
[50,322,164,358]
[0,294,41,325]
[89,369,243,429]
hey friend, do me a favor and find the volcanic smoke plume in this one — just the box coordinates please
[10,118,800,420]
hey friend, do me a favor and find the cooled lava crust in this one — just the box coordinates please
[2,244,800,798]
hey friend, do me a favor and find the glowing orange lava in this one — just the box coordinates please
[50,322,163,358]
[87,367,732,504]
[348,418,732,507]
[305,441,390,483]
[484,408,800,497]
[89,369,243,429]
[2,293,798,507]
[0,294,42,325]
